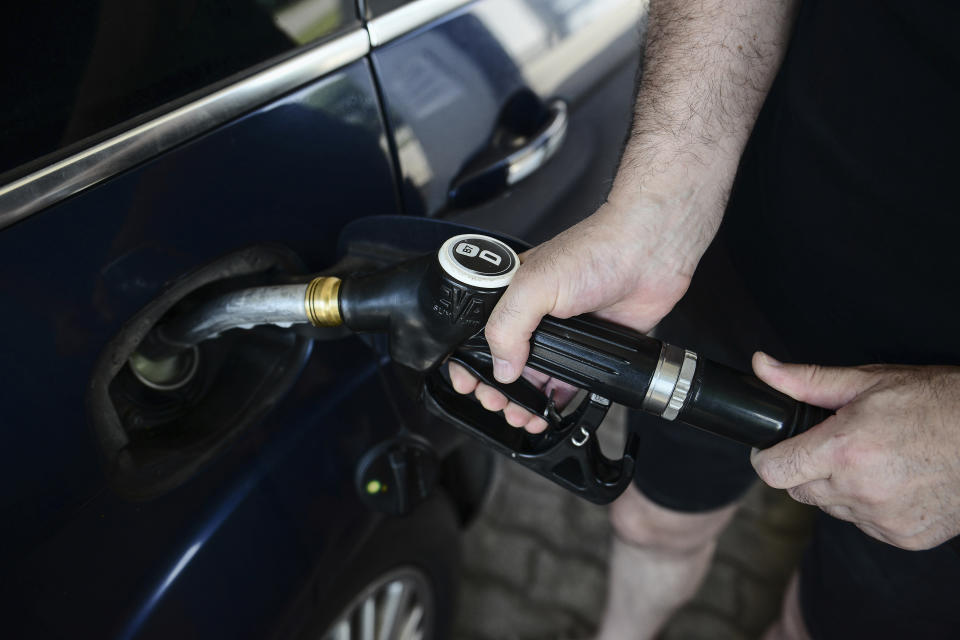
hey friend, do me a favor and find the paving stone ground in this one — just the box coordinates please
[453,405,814,640]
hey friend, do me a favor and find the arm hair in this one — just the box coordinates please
[612,0,798,214]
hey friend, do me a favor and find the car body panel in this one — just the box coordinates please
[372,0,642,238]
[2,0,362,180]
[1,60,404,638]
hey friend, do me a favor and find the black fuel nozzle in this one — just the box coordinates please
[315,233,829,452]
[130,230,827,504]
[311,234,640,503]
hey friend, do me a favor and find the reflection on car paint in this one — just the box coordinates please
[374,0,643,222]
[271,0,351,44]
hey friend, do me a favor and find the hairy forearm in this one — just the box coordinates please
[608,0,797,224]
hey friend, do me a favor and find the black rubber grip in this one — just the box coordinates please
[523,316,829,449]
[677,357,830,448]
[523,315,663,404]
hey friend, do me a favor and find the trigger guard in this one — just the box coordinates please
[422,372,639,505]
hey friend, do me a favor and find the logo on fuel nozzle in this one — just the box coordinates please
[438,234,519,289]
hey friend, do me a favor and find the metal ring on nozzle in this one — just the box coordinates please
[641,343,684,415]
[640,344,700,421]
[305,276,343,326]
[662,350,698,421]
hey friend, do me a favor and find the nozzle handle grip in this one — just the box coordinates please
[518,315,829,449]
[673,356,831,448]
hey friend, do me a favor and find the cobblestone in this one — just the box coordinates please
[453,405,815,640]
[461,522,538,589]
[528,546,607,623]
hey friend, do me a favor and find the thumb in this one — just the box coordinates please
[484,265,558,383]
[751,351,878,410]
[750,421,836,488]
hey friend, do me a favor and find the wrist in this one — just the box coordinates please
[599,169,728,277]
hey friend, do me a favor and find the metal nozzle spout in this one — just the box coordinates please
[157,283,313,348]
[125,273,348,392]
[128,345,199,390]
[129,279,336,391]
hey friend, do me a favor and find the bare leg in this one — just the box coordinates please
[595,484,739,640]
[762,572,811,640]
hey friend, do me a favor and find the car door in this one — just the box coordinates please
[367,0,644,241]
[0,2,454,638]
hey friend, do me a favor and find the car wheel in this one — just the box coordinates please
[321,566,434,640]
[296,492,460,640]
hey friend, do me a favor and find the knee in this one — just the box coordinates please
[610,484,738,556]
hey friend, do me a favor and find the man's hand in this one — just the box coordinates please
[750,353,960,550]
[448,200,703,432]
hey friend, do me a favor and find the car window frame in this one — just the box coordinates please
[0,0,475,231]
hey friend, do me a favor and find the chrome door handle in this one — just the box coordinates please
[448,99,569,208]
[505,99,568,185]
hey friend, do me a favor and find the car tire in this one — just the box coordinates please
[293,491,461,640]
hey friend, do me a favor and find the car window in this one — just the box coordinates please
[365,0,410,18]
[1,0,358,181]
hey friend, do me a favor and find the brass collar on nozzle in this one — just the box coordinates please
[304,276,343,326]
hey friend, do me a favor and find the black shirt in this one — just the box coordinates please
[725,0,960,368]
[721,1,960,637]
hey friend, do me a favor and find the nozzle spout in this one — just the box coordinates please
[129,281,323,389]
[157,283,313,349]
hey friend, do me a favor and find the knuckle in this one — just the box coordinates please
[503,402,541,428]
[447,363,476,393]
[841,471,885,506]
[484,305,513,338]
[866,387,903,413]
[503,407,529,428]
[526,417,549,434]
[887,530,926,551]
[854,486,885,507]
[901,533,938,551]
[485,300,529,349]
[787,486,817,506]
[822,504,853,522]
[897,539,925,551]
[805,364,827,387]
[482,322,509,351]
[475,384,507,411]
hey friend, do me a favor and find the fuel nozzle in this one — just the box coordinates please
[129,234,520,389]
[307,234,521,372]
[124,226,830,505]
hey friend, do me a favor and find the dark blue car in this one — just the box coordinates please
[0,0,642,637]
